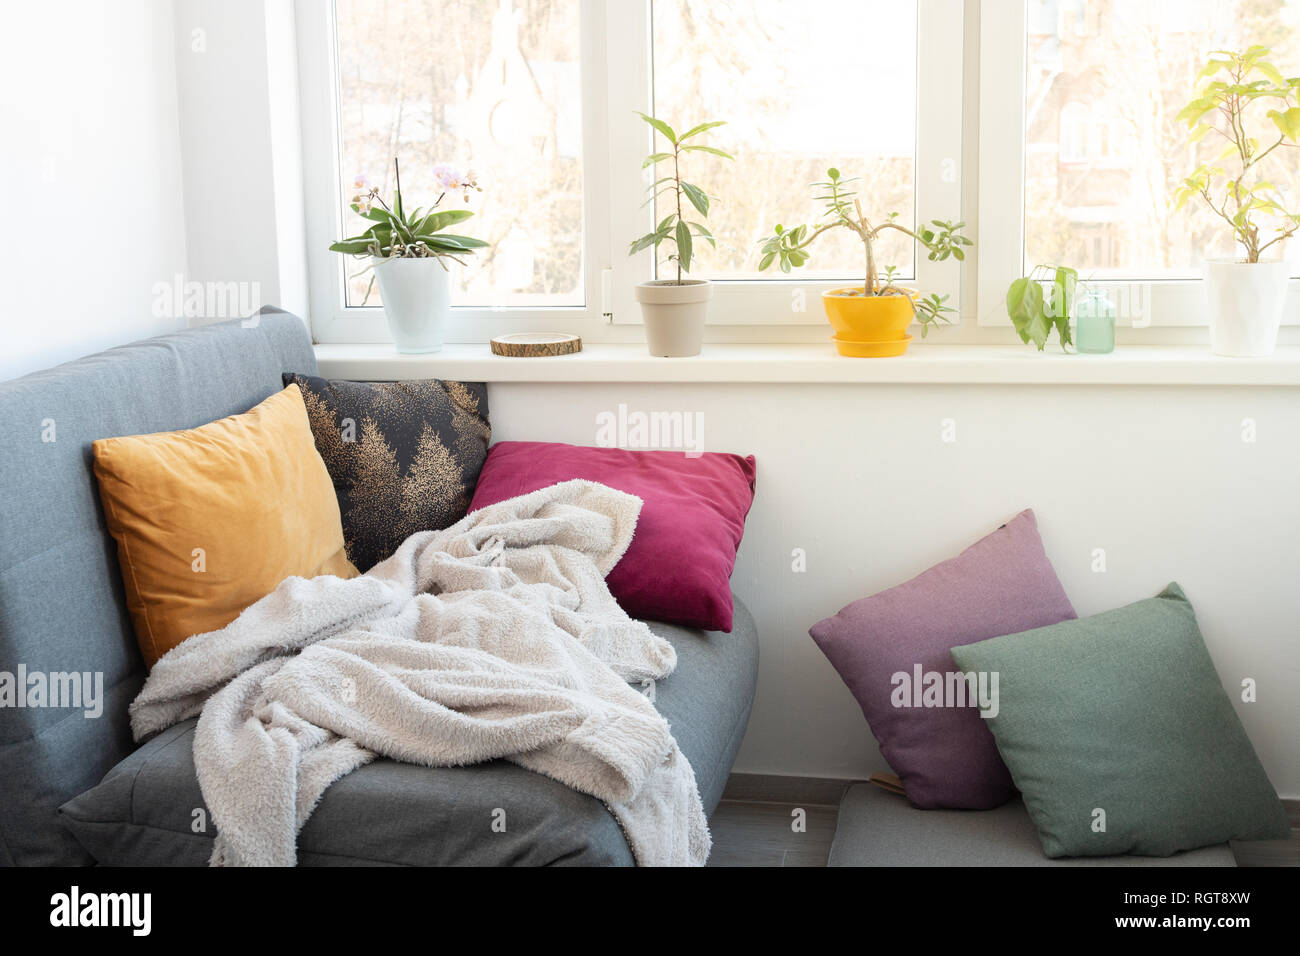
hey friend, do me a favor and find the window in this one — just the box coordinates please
[335,0,583,308]
[980,0,1300,329]
[1058,102,1089,164]
[649,0,918,281]
[1026,0,1299,279]
[300,0,1295,344]
[299,0,963,341]
[299,0,603,344]
[606,0,963,326]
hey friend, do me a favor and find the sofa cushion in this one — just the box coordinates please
[92,385,357,668]
[59,599,759,866]
[0,310,318,866]
[468,441,757,632]
[284,374,491,572]
[828,783,1236,866]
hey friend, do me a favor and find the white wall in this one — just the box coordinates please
[487,381,1300,799]
[171,0,309,320]
[0,0,307,382]
[0,0,189,381]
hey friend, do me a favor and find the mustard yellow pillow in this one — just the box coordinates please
[93,384,357,668]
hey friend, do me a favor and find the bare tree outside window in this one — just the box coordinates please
[651,0,919,281]
[336,0,584,308]
[1024,0,1300,278]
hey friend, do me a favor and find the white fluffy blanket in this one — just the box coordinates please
[129,480,710,866]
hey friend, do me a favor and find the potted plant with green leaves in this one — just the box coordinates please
[330,159,487,354]
[1006,265,1078,352]
[628,113,734,357]
[1174,46,1299,357]
[758,168,970,356]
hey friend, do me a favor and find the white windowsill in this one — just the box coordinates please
[313,342,1300,387]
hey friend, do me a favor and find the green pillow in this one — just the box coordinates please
[950,583,1289,858]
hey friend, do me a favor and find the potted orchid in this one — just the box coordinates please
[330,159,487,353]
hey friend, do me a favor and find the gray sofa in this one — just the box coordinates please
[0,310,759,866]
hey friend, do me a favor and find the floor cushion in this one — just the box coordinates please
[809,510,1075,809]
[950,583,1290,857]
[828,783,1236,867]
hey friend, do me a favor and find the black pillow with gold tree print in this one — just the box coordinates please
[283,373,491,571]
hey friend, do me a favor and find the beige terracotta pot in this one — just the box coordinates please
[635,279,711,357]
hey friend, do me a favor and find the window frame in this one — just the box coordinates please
[297,0,612,344]
[605,0,965,327]
[976,0,1300,330]
[297,0,965,341]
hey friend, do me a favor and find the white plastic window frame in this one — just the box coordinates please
[296,0,613,344]
[298,0,965,341]
[606,0,965,326]
[976,0,1300,329]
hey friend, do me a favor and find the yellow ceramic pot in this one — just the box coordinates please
[822,287,918,342]
[832,334,913,358]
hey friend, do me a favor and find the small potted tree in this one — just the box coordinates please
[758,168,970,356]
[628,113,733,357]
[1174,46,1299,357]
[330,159,488,354]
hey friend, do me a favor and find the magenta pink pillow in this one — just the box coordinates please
[467,441,757,631]
[809,510,1076,809]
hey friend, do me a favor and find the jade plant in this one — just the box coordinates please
[628,113,734,282]
[757,167,972,335]
[1172,46,1300,262]
[1006,265,1078,351]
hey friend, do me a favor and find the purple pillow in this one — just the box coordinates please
[467,441,757,631]
[809,510,1075,809]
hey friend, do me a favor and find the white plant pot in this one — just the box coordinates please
[372,256,451,354]
[635,279,711,357]
[1203,258,1290,357]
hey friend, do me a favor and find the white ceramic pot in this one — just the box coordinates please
[1203,258,1291,357]
[372,256,451,354]
[634,279,711,357]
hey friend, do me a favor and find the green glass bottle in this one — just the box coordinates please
[1076,287,1115,354]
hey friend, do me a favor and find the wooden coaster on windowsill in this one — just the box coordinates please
[490,332,582,357]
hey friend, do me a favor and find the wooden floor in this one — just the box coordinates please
[707,775,849,867]
[707,801,840,867]
[1236,786,1300,866]
[708,774,1300,868]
